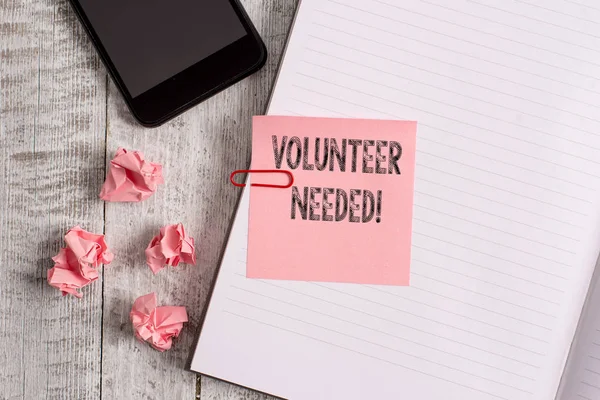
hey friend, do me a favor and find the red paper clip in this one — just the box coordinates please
[230,169,294,189]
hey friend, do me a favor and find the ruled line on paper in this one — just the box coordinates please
[300,45,600,128]
[585,368,600,376]
[237,258,564,308]
[311,282,551,343]
[288,94,597,214]
[467,0,600,41]
[289,98,351,116]
[233,273,546,360]
[225,298,535,393]
[411,260,560,305]
[413,231,568,279]
[238,253,562,305]
[413,192,581,240]
[286,84,592,268]
[227,285,537,379]
[287,88,589,234]
[224,310,510,400]
[193,1,600,398]
[362,284,553,335]
[320,1,600,90]
[290,79,600,187]
[372,0,600,67]
[417,178,582,230]
[281,109,303,116]
[582,381,600,390]
[417,137,597,191]
[563,0,600,13]
[577,394,594,400]
[296,67,600,165]
[290,81,589,217]
[413,244,565,292]
[411,257,557,301]
[413,204,576,252]
[268,74,580,296]
[306,18,600,111]
[294,91,585,216]
[298,56,600,155]
[413,219,570,271]
[291,81,600,185]
[513,0,600,26]
[302,38,600,129]
[286,98,589,238]
[416,163,586,215]
[300,54,600,156]
[414,218,572,265]
[292,66,600,180]
[409,272,558,316]
[417,150,593,202]
[418,0,600,54]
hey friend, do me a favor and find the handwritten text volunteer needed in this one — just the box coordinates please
[271,136,403,224]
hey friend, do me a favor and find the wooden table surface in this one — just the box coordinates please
[0,0,297,398]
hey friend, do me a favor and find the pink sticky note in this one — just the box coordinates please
[247,116,417,285]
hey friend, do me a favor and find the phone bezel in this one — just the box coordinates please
[68,0,267,127]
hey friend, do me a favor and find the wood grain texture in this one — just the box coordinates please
[100,0,297,398]
[0,0,107,398]
[197,0,298,398]
[1,0,298,398]
[199,378,277,400]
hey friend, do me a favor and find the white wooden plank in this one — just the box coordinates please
[0,0,107,398]
[100,0,298,398]
[1,0,298,397]
[198,0,298,398]
[199,378,277,400]
[199,0,298,400]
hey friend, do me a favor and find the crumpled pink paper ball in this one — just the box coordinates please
[130,293,188,352]
[145,223,196,274]
[99,147,164,202]
[47,248,91,298]
[64,225,114,280]
[47,226,114,298]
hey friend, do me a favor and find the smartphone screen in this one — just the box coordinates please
[78,0,248,98]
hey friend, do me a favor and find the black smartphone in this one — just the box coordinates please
[69,0,267,127]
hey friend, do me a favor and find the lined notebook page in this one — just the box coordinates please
[191,1,600,399]
[559,261,600,400]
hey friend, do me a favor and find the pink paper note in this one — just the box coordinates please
[247,116,417,285]
[99,147,164,202]
[145,223,196,274]
[64,225,114,280]
[47,248,93,298]
[130,293,188,352]
[47,226,114,298]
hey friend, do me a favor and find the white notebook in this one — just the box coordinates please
[190,1,600,399]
